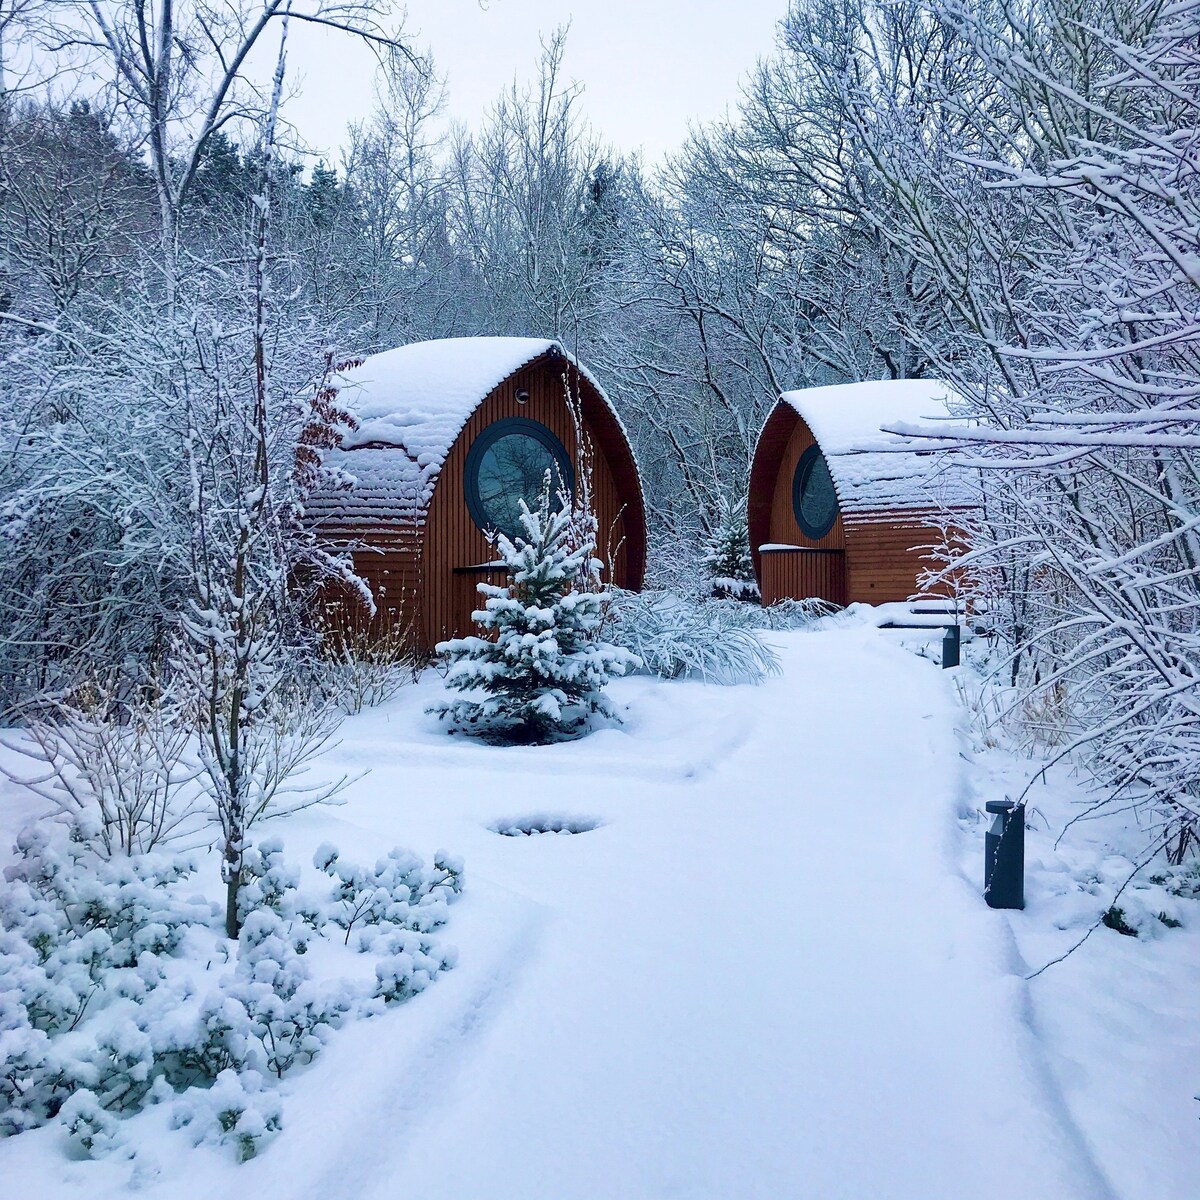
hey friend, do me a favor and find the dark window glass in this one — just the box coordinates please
[464,418,574,541]
[792,445,839,539]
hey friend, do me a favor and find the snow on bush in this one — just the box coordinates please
[372,931,458,1005]
[224,908,353,1080]
[0,686,203,856]
[0,825,211,1134]
[314,842,464,944]
[60,1088,131,1160]
[490,813,603,837]
[171,1068,282,1162]
[710,576,760,602]
[1040,857,1199,942]
[757,597,839,630]
[605,590,780,684]
[953,644,1199,963]
[430,478,638,744]
[315,623,418,716]
[238,838,322,930]
[0,825,462,1159]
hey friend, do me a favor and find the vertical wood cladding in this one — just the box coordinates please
[747,403,798,587]
[767,417,846,552]
[759,550,846,606]
[750,402,952,607]
[327,352,646,651]
[319,526,423,645]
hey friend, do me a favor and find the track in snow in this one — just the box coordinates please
[291,629,1116,1200]
[0,627,1120,1200]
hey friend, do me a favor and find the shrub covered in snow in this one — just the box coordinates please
[0,825,213,1134]
[372,930,458,1005]
[604,590,780,684]
[238,838,321,929]
[0,825,462,1159]
[710,576,761,602]
[225,908,351,1079]
[490,813,602,837]
[757,597,840,630]
[60,1088,131,1159]
[430,478,638,743]
[315,623,419,716]
[0,686,202,856]
[314,842,464,943]
[171,1067,282,1161]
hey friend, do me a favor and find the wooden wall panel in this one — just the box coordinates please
[576,377,646,592]
[316,527,424,648]
[760,549,846,607]
[766,417,847,552]
[748,404,796,585]
[421,358,641,649]
[843,511,949,605]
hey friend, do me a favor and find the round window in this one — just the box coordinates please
[792,445,839,540]
[464,417,575,541]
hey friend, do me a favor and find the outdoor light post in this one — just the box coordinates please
[942,624,961,669]
[984,800,1025,910]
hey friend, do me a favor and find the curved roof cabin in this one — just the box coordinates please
[309,337,646,650]
[747,380,965,608]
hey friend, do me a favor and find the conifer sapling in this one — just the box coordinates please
[703,491,758,601]
[429,474,638,743]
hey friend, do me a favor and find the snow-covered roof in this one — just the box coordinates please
[337,337,560,456]
[779,379,971,514]
[309,337,608,532]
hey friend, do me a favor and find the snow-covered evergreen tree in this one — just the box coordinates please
[429,475,638,744]
[702,492,758,600]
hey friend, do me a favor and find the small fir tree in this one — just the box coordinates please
[703,492,758,601]
[429,475,638,744]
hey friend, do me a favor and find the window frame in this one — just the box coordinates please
[791,444,839,540]
[463,416,575,540]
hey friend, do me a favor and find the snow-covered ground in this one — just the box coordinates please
[2,625,1196,1199]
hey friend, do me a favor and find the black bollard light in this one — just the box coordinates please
[984,800,1025,910]
[941,624,961,669]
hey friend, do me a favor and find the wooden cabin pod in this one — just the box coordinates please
[748,381,966,608]
[308,338,646,651]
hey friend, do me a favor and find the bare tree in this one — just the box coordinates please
[0,100,151,319]
[1,680,201,855]
[25,0,410,291]
[848,0,1200,859]
[340,49,454,345]
[447,28,604,338]
[175,15,358,936]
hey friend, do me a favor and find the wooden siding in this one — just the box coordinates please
[766,415,846,553]
[420,359,639,647]
[317,526,423,647]
[747,403,797,585]
[760,549,846,607]
[843,513,945,605]
[749,401,953,607]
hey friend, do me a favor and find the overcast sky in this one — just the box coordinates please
[284,0,789,167]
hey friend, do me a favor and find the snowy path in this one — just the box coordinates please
[277,629,1116,1200]
[0,628,1125,1200]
